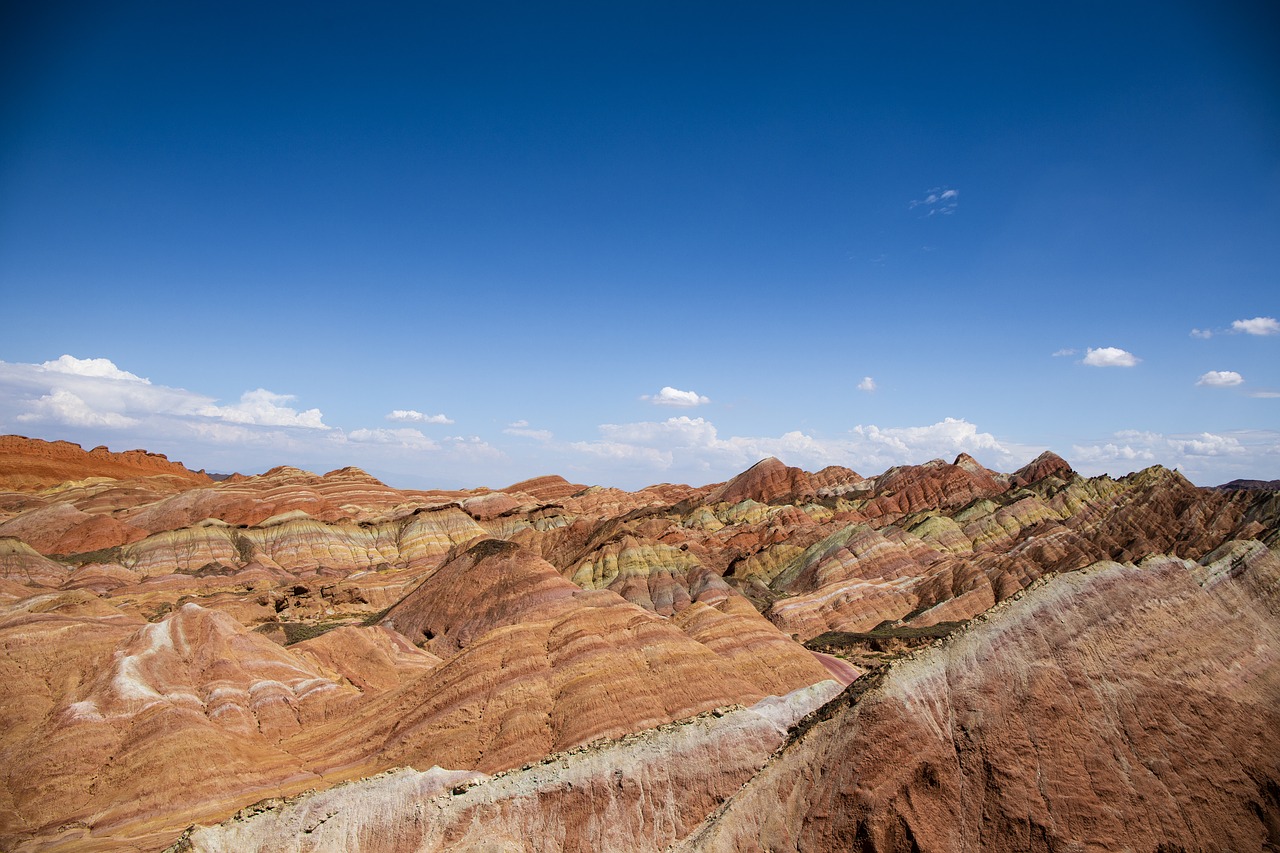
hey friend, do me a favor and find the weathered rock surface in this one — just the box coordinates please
[0,435,1277,853]
[0,434,212,491]
[170,681,843,853]
[678,544,1280,852]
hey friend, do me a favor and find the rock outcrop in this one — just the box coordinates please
[0,434,211,491]
[169,681,843,853]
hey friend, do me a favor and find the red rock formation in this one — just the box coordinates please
[169,681,843,853]
[0,443,1275,853]
[860,456,1007,520]
[0,435,211,491]
[503,474,586,500]
[704,456,821,505]
[1009,449,1074,487]
[678,545,1280,852]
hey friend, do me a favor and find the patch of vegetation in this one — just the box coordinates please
[276,620,350,645]
[805,621,965,650]
[231,533,255,564]
[175,561,235,577]
[147,602,175,623]
[360,605,393,627]
[466,538,520,561]
[785,667,888,747]
[50,545,123,566]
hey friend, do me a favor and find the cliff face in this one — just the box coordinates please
[0,435,1277,852]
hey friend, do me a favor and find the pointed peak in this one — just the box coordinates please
[705,457,811,506]
[1011,451,1075,487]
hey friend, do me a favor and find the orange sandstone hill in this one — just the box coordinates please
[0,435,1276,852]
[0,434,213,492]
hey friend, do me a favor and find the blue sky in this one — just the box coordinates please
[2,1,1277,489]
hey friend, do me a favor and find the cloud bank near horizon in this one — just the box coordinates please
[0,354,1274,489]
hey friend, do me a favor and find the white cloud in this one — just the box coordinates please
[441,435,503,461]
[641,386,710,407]
[39,355,150,383]
[1232,317,1279,336]
[346,427,439,450]
[1052,348,1077,357]
[197,389,329,429]
[0,355,517,488]
[1082,347,1140,368]
[1251,391,1280,399]
[387,409,453,425]
[504,420,553,441]
[1070,428,1278,484]
[15,390,140,429]
[568,439,674,468]
[857,376,877,392]
[566,414,1032,480]
[1070,442,1156,463]
[1168,433,1246,456]
[1,357,339,439]
[909,186,959,216]
[1190,328,1213,339]
[849,418,1007,462]
[1,357,211,429]
[1196,370,1244,387]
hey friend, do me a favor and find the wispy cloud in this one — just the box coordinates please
[1073,430,1247,466]
[1232,316,1279,336]
[386,409,453,425]
[440,435,503,461]
[504,420,553,441]
[857,376,877,392]
[1082,347,1140,368]
[1052,348,1077,357]
[909,187,959,216]
[566,415,1035,478]
[1070,428,1280,484]
[1196,370,1243,387]
[641,386,710,407]
[1189,328,1213,339]
[346,427,439,450]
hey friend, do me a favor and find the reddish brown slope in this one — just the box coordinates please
[679,543,1280,853]
[0,435,212,491]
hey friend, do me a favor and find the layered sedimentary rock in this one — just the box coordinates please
[173,540,1280,853]
[0,435,1277,853]
[170,681,843,853]
[0,434,212,491]
[678,543,1280,852]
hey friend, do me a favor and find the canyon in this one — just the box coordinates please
[0,434,1276,852]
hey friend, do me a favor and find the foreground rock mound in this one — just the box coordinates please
[170,681,843,853]
[172,541,1280,852]
[679,543,1280,852]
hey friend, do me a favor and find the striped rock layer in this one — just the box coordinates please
[0,436,1276,852]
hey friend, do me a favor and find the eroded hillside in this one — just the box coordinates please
[0,437,1276,852]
